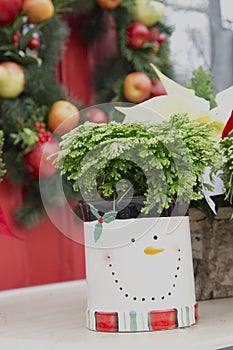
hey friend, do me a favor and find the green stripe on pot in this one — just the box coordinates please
[129,311,137,331]
[185,306,190,326]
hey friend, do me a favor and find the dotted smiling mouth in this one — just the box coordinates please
[144,246,165,255]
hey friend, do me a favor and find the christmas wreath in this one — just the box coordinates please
[0,0,173,227]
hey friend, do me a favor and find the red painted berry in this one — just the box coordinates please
[98,217,104,224]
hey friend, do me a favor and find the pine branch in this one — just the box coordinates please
[94,55,129,102]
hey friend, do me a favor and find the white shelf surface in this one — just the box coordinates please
[0,280,232,350]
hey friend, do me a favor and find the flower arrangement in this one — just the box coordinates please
[54,113,218,217]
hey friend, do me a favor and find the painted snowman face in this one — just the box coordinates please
[84,216,196,312]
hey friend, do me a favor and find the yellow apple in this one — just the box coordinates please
[22,0,54,23]
[95,0,123,10]
[0,62,25,98]
[48,100,80,135]
[132,0,165,27]
[123,72,152,103]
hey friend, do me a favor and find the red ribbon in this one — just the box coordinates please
[222,110,233,139]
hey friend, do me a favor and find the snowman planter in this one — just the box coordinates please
[53,114,217,333]
[84,210,198,332]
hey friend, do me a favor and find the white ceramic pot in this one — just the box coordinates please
[84,216,198,332]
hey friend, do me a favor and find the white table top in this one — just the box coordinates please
[0,280,232,350]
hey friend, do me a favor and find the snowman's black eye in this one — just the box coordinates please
[131,238,136,243]
[153,235,158,240]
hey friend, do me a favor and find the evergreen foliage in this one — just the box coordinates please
[54,114,218,216]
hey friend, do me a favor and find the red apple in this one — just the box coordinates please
[123,72,152,103]
[95,0,122,10]
[127,22,150,49]
[0,0,22,25]
[150,78,167,98]
[24,137,60,178]
[84,108,108,124]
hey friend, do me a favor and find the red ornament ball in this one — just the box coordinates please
[24,137,60,178]
[127,22,150,49]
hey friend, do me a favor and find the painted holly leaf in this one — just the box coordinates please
[103,211,118,223]
[89,203,100,219]
[94,222,103,243]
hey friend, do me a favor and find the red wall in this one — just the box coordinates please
[0,178,86,290]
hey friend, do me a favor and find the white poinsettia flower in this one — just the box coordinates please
[117,64,228,141]
[211,85,233,124]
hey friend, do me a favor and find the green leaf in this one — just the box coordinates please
[94,222,103,243]
[12,15,27,32]
[103,211,117,223]
[89,203,100,219]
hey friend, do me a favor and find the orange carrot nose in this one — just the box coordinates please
[144,246,165,255]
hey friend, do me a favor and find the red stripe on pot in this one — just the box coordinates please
[195,303,199,322]
[149,309,177,331]
[95,311,118,332]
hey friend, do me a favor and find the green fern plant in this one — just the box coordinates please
[53,114,218,216]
